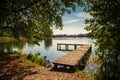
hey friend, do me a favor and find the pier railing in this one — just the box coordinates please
[57,43,85,51]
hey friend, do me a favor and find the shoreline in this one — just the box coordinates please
[0,53,95,80]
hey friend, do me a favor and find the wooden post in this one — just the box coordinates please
[57,44,59,50]
[74,45,77,50]
[54,64,58,69]
[60,45,61,50]
[88,46,92,53]
[57,44,61,50]
[65,44,68,50]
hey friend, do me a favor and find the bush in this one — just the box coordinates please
[26,52,44,65]
[34,56,43,64]
[27,53,33,60]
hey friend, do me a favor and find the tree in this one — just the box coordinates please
[85,0,120,80]
[0,0,84,43]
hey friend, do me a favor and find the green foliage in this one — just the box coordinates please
[0,0,84,43]
[27,52,44,65]
[85,0,120,80]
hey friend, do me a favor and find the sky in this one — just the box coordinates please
[53,6,92,35]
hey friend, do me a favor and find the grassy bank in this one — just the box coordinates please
[0,37,26,42]
[0,52,44,67]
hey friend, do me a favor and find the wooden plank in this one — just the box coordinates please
[53,44,92,67]
[57,43,83,46]
[53,52,84,66]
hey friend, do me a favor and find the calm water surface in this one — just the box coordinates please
[23,37,94,61]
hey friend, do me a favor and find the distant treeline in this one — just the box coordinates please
[53,33,93,37]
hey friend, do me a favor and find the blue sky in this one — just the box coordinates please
[53,6,92,35]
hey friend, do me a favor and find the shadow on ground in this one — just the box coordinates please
[0,54,38,80]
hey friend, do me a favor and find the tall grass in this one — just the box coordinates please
[8,52,44,67]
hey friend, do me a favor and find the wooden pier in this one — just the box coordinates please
[53,44,92,69]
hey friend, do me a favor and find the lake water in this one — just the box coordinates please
[23,37,95,61]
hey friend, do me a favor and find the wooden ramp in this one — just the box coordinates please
[53,44,92,68]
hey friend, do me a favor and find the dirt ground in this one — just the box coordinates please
[0,56,93,80]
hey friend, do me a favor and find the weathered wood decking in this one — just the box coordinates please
[53,44,92,68]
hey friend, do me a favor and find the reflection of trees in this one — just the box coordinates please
[44,38,52,50]
[0,40,26,53]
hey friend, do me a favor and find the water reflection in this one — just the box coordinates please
[0,40,26,53]
[44,38,53,50]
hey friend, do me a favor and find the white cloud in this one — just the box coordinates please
[64,19,80,24]
[75,12,93,19]
[53,27,88,35]
[53,11,91,35]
